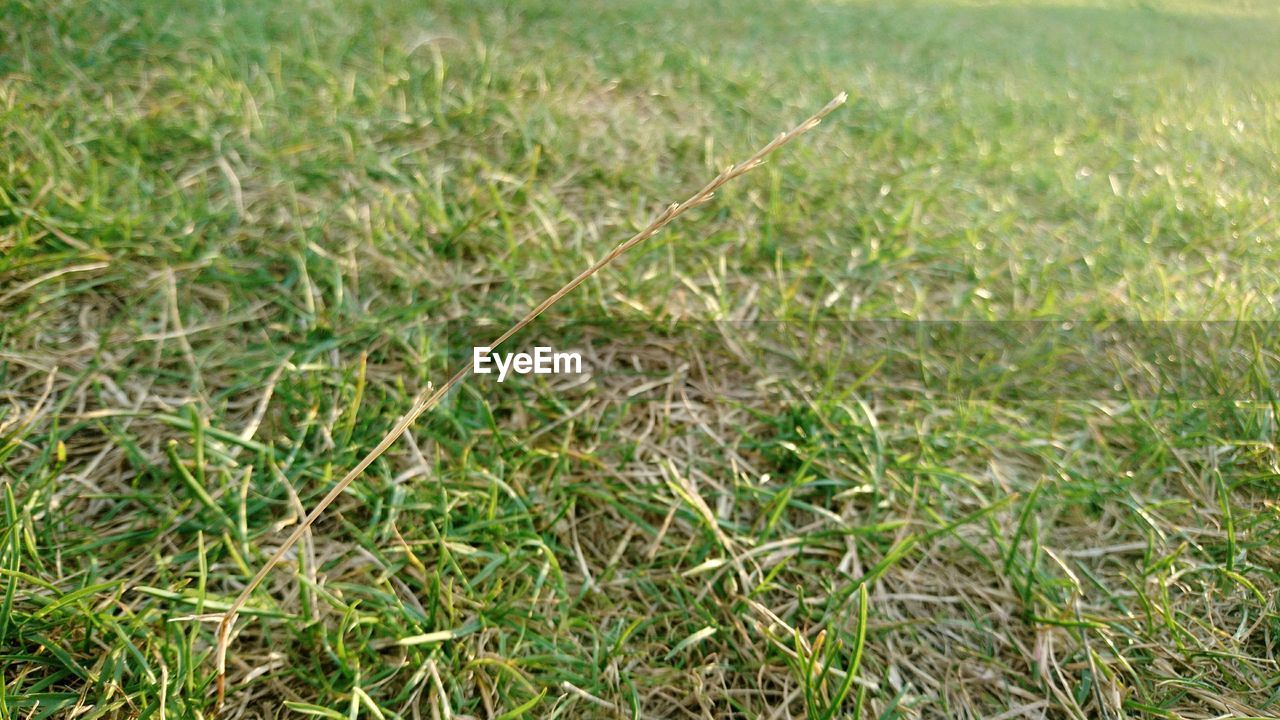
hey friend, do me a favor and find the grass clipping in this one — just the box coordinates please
[208,92,848,711]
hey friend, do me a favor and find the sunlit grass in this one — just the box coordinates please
[2,0,1278,717]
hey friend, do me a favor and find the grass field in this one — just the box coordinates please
[3,0,1280,717]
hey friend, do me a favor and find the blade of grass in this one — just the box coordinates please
[209,93,849,711]
[819,584,869,720]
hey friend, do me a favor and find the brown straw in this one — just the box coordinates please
[211,92,847,711]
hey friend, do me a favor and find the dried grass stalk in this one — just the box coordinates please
[211,92,847,711]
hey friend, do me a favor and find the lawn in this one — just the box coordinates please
[2,0,1279,717]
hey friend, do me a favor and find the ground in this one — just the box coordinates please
[2,0,1279,718]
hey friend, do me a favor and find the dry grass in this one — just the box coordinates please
[208,91,848,712]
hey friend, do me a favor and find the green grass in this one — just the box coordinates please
[3,0,1279,717]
